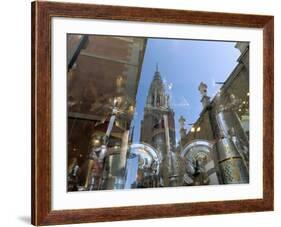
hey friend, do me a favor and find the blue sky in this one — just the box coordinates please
[132,38,241,144]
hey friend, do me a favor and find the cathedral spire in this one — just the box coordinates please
[140,62,176,187]
[154,63,161,80]
[146,64,169,108]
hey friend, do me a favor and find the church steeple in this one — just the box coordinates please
[153,63,161,80]
[140,63,177,187]
[146,64,169,108]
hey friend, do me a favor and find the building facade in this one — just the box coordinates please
[140,67,183,187]
[67,35,147,191]
[67,40,250,191]
[178,42,250,185]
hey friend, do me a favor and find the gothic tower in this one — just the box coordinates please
[140,65,177,186]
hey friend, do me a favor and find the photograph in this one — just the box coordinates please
[30,2,274,225]
[67,34,250,191]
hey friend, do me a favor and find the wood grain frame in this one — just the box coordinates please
[31,1,274,226]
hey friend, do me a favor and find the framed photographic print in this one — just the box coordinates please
[31,1,274,226]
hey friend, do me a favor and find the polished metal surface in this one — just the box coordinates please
[180,140,215,185]
[124,143,160,188]
[216,138,241,162]
[216,137,249,183]
[214,96,249,183]
[219,158,249,184]
[181,140,213,161]
[216,111,248,144]
[168,151,184,186]
[129,143,160,175]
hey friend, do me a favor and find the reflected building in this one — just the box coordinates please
[140,66,183,187]
[178,42,249,185]
[67,35,147,191]
[67,37,250,191]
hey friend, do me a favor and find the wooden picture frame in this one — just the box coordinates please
[31,1,274,226]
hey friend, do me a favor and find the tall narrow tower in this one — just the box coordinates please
[140,65,177,186]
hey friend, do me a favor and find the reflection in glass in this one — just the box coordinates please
[67,34,249,191]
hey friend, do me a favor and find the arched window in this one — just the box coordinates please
[156,95,160,106]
